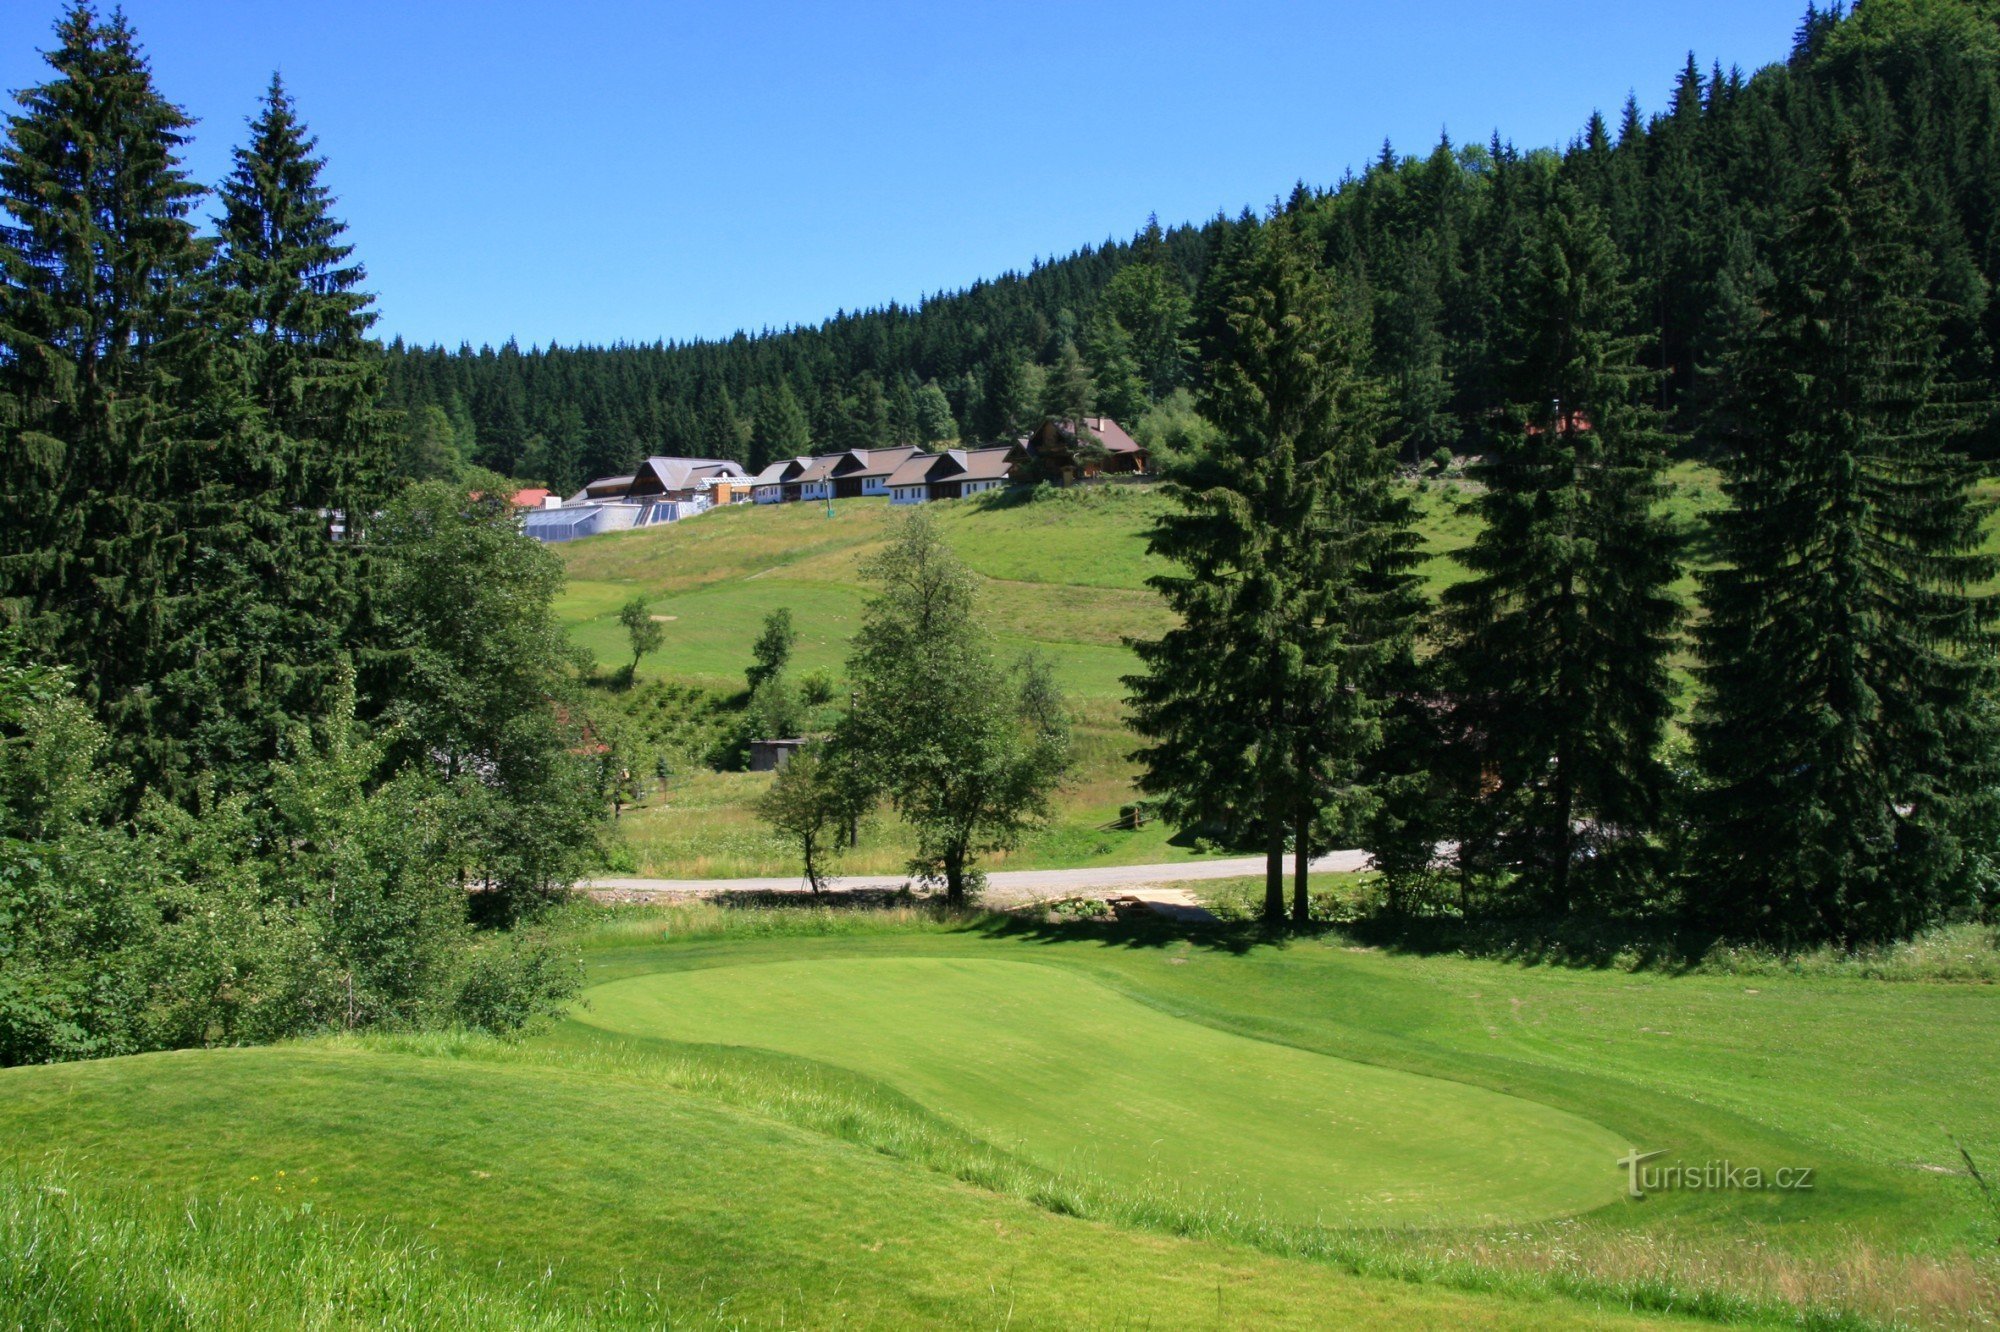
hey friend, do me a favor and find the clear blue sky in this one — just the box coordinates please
[4,1,1805,349]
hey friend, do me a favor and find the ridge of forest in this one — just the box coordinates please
[382,1,2000,495]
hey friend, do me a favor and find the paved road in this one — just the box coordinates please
[588,850,1371,907]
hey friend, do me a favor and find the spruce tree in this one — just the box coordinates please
[216,74,385,515]
[1442,184,1682,913]
[1083,312,1147,424]
[207,74,391,772]
[1692,139,1999,944]
[0,4,215,788]
[973,352,1034,443]
[1127,216,1416,928]
[750,381,812,468]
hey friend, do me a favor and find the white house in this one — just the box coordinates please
[749,457,809,504]
[884,451,939,504]
[851,446,921,496]
[796,454,840,501]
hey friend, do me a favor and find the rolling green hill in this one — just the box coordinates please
[554,471,1727,878]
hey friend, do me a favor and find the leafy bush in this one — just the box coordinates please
[797,669,837,707]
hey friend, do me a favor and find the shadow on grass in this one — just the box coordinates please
[1333,910,1722,973]
[687,883,1720,966]
[967,908,1277,956]
[690,885,1285,955]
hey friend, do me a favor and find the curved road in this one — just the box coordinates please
[589,850,1371,908]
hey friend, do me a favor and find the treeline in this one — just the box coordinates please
[379,0,2000,496]
[0,7,598,1064]
[1130,97,1997,947]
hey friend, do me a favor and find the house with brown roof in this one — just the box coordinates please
[801,446,924,498]
[853,447,921,496]
[750,457,813,504]
[1022,416,1147,483]
[884,451,938,505]
[795,454,844,501]
[886,445,1026,505]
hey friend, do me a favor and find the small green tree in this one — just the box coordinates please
[746,607,796,693]
[755,742,843,893]
[840,513,1071,906]
[746,670,803,740]
[913,381,957,444]
[617,596,664,678]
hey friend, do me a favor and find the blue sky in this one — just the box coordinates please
[3,1,1805,349]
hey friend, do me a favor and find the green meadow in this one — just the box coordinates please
[5,903,1995,1329]
[557,470,1734,878]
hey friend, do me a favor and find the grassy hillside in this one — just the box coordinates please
[5,904,1994,1328]
[555,470,1729,878]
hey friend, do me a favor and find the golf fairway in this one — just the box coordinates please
[581,956,1630,1226]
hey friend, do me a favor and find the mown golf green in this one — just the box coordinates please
[581,956,1627,1226]
[6,906,1996,1329]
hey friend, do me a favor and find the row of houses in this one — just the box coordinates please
[521,417,1147,542]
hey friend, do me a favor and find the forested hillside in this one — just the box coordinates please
[383,0,2000,494]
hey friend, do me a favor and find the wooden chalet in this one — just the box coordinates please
[1022,416,1147,483]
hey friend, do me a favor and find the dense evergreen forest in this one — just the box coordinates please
[383,0,2000,495]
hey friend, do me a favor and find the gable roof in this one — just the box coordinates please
[750,456,815,486]
[795,454,845,484]
[640,456,746,492]
[954,445,1019,483]
[850,445,922,478]
[1035,416,1142,456]
[884,451,940,487]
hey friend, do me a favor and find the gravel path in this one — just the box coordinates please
[587,850,1371,908]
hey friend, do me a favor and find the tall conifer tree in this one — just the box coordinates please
[1692,140,2000,943]
[1127,216,1417,927]
[1443,184,1682,912]
[0,3,217,788]
[209,74,390,766]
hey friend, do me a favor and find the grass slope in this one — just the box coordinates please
[556,471,1738,878]
[580,955,1628,1227]
[0,1046,1682,1330]
[7,906,1996,1327]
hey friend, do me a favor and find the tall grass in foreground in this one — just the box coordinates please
[359,1027,2000,1331]
[0,1165,733,1331]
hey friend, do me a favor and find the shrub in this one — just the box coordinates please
[797,669,837,707]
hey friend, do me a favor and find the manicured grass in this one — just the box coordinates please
[565,908,2000,1325]
[0,1046,1685,1331]
[10,906,1995,1327]
[580,955,1629,1226]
